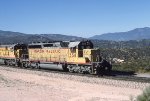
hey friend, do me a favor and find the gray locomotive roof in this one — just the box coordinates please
[0,44,16,48]
[29,43,50,45]
[29,41,80,48]
[28,42,68,48]
[68,41,80,48]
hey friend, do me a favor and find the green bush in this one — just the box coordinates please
[111,59,150,73]
[137,86,150,101]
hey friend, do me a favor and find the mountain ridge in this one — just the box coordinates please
[0,30,84,44]
[0,27,150,44]
[90,27,150,41]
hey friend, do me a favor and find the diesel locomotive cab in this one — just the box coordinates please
[67,40,112,75]
[13,44,28,67]
[0,44,28,66]
[14,44,28,59]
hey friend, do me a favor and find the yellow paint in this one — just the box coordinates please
[29,48,100,64]
[0,47,15,59]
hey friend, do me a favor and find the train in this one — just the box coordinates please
[0,40,112,75]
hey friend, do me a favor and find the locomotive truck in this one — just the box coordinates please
[0,40,112,75]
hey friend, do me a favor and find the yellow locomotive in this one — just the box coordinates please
[0,44,27,65]
[0,40,112,75]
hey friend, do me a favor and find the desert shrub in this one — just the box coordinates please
[100,47,150,73]
[136,86,150,101]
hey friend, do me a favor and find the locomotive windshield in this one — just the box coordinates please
[43,44,53,47]
[60,42,69,47]
[28,45,42,49]
[78,40,93,50]
[68,40,93,50]
[14,44,28,50]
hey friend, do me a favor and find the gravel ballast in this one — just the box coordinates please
[0,66,149,101]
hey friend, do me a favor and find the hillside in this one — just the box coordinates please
[91,39,150,49]
[90,27,150,41]
[0,30,84,44]
[1,29,150,48]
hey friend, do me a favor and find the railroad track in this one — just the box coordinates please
[1,64,150,83]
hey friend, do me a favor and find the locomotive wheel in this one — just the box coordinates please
[7,60,10,66]
[78,69,83,74]
[62,64,69,72]
[68,66,75,73]
[17,60,22,67]
[19,62,24,68]
[4,60,8,65]
[69,69,75,73]
[96,65,105,76]
[35,63,40,69]
[22,62,28,68]
[105,64,112,75]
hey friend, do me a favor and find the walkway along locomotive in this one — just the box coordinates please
[0,40,112,75]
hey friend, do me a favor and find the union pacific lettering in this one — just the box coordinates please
[34,49,44,53]
[34,49,60,53]
[46,50,60,53]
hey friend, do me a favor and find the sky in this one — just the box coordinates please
[0,0,150,38]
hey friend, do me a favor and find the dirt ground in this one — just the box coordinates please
[0,66,148,101]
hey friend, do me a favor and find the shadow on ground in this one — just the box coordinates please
[108,70,136,76]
